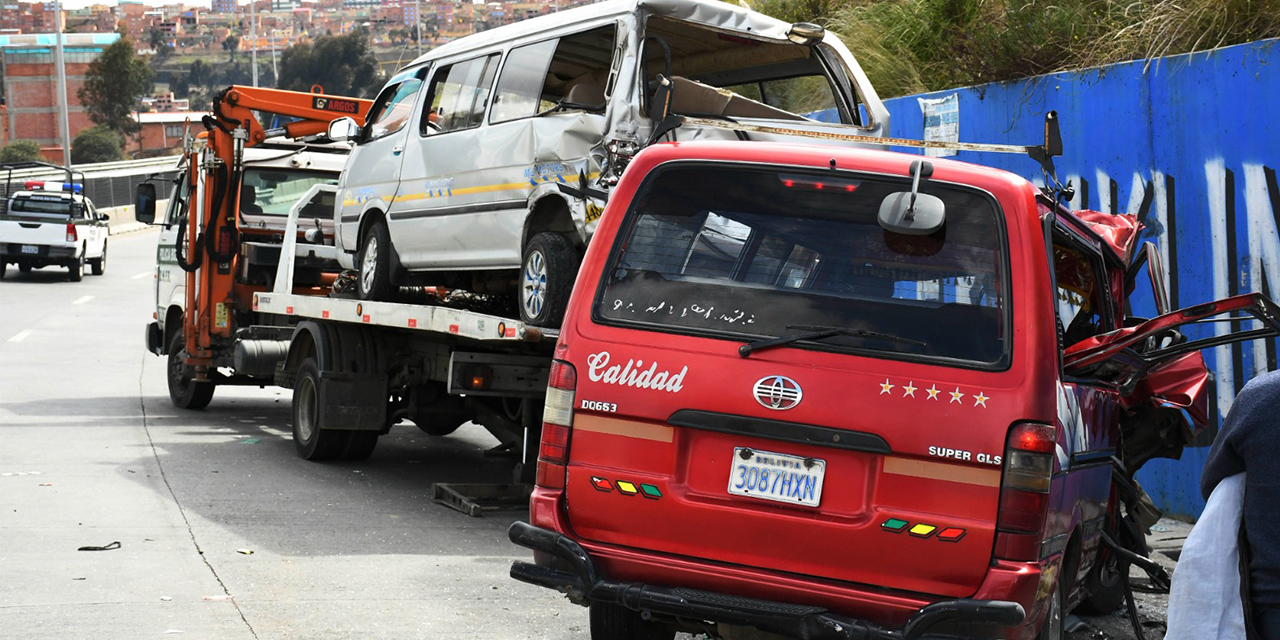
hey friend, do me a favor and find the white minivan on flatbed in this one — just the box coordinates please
[0,164,108,281]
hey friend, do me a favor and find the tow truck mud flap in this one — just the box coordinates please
[508,522,1025,640]
[318,371,387,430]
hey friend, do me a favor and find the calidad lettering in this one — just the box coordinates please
[586,351,687,393]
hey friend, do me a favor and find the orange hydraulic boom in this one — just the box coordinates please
[180,86,371,379]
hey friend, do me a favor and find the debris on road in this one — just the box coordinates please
[77,541,120,551]
[236,548,254,555]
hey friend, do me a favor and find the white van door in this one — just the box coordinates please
[390,53,507,269]
[336,67,426,258]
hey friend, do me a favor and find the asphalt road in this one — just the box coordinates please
[0,230,589,640]
[0,229,1175,640]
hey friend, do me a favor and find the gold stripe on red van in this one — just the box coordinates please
[576,415,673,443]
[882,457,1001,487]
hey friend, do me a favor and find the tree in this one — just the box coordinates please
[78,38,152,138]
[71,125,124,164]
[277,28,381,98]
[148,28,166,51]
[222,34,240,62]
[0,140,42,163]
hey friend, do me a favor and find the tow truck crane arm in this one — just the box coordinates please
[182,85,372,379]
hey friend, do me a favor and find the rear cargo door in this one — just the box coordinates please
[564,161,1018,598]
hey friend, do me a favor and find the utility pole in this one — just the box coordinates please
[53,0,71,167]
[415,0,422,58]
[250,0,259,87]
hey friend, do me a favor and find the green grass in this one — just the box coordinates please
[740,0,1280,97]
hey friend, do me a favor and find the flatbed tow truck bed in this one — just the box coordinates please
[246,185,556,510]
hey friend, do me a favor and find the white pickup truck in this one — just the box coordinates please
[0,178,109,281]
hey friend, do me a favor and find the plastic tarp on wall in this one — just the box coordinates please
[883,39,1280,518]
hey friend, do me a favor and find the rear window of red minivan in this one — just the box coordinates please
[594,162,1010,368]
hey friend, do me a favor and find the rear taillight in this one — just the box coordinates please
[536,358,576,489]
[65,222,77,243]
[995,422,1056,561]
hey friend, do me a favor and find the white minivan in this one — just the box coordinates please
[332,0,888,325]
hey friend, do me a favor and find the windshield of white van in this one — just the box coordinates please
[595,164,1009,367]
[240,169,338,218]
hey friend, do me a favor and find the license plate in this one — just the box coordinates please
[727,447,825,507]
[20,245,38,254]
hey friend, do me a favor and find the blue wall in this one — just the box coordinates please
[883,39,1280,519]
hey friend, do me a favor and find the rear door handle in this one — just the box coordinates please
[392,146,404,156]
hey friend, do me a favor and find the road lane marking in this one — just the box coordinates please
[132,271,152,279]
[7,330,31,343]
[72,295,94,305]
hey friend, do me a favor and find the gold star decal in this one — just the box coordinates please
[879,378,895,395]
[973,392,989,408]
[949,388,965,403]
[926,385,940,400]
[902,382,917,398]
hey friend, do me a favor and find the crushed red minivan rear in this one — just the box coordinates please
[508,140,1276,640]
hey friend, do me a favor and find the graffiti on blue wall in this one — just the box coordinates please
[883,39,1280,518]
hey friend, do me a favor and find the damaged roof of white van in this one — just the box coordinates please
[403,0,800,68]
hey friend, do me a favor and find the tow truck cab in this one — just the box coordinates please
[509,141,1279,639]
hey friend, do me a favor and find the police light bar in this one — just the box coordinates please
[23,180,83,193]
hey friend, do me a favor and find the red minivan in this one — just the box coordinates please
[509,140,1278,639]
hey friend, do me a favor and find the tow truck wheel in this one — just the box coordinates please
[356,220,393,301]
[520,232,576,327]
[292,358,351,460]
[589,602,674,640]
[1035,574,1065,640]
[167,330,215,410]
[90,242,106,276]
[68,251,84,282]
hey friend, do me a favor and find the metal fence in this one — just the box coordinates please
[0,156,180,211]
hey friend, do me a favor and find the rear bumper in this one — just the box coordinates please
[0,243,75,262]
[509,521,1025,640]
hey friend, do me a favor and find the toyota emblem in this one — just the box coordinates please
[753,376,802,410]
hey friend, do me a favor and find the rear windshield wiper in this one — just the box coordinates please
[739,324,925,358]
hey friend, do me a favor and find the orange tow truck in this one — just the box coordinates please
[138,86,371,408]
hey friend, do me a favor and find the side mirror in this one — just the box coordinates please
[136,182,157,225]
[101,214,110,222]
[878,160,945,235]
[327,117,360,143]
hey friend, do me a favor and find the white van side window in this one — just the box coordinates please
[423,54,500,134]
[490,39,558,123]
[490,25,617,124]
[366,73,425,140]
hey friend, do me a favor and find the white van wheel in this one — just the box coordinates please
[357,220,393,301]
[520,232,575,327]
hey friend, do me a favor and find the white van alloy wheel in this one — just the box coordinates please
[523,249,547,319]
[360,235,380,293]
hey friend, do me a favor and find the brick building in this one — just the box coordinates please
[132,111,204,156]
[0,32,118,161]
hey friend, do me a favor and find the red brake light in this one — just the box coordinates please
[995,422,1057,560]
[1009,423,1056,453]
[536,359,577,488]
[65,222,77,243]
